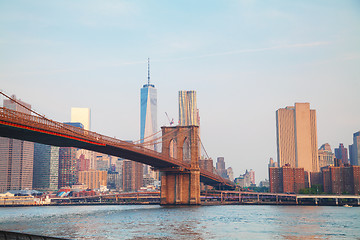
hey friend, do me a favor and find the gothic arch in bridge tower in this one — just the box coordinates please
[183,137,191,163]
[169,139,177,158]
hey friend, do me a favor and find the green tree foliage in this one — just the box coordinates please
[299,185,324,194]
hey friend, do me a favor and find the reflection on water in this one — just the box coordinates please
[0,205,359,239]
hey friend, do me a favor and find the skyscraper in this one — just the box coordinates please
[33,143,59,190]
[334,143,348,165]
[140,59,157,150]
[216,157,228,179]
[276,103,319,172]
[349,131,360,166]
[140,59,156,181]
[179,90,199,126]
[0,95,34,192]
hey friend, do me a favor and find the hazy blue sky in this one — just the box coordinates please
[1,0,359,182]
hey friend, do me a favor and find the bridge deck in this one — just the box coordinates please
[0,107,234,188]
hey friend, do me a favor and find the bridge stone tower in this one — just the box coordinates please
[160,125,200,205]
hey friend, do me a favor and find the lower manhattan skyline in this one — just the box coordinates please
[1,0,360,183]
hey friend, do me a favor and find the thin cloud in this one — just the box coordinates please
[157,41,331,62]
[0,41,331,77]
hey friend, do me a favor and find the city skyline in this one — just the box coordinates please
[1,1,360,182]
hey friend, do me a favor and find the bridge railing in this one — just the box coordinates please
[0,107,234,182]
[0,107,187,167]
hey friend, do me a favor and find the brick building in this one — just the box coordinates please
[269,165,308,193]
[322,165,360,194]
[122,160,143,192]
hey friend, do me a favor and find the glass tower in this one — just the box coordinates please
[140,59,157,150]
[33,143,59,190]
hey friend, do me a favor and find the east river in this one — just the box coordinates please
[0,205,359,239]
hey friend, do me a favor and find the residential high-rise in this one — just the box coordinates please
[179,90,199,126]
[335,143,349,165]
[33,143,59,190]
[322,165,360,194]
[318,143,335,169]
[269,165,307,193]
[276,103,319,172]
[0,95,34,192]
[349,131,360,166]
[140,59,156,180]
[58,147,77,188]
[122,160,143,192]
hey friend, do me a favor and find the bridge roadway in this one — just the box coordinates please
[0,107,234,188]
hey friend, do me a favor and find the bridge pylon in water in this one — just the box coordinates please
[160,125,200,205]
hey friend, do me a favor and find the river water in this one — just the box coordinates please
[0,204,359,239]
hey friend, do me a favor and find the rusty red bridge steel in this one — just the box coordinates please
[0,107,234,205]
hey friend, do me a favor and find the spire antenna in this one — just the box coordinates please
[147,58,150,85]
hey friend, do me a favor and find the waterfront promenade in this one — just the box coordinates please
[2,191,359,207]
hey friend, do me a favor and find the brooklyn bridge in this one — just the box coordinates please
[0,97,235,205]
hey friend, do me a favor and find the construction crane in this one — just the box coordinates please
[165,112,174,126]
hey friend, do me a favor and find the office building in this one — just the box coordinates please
[216,157,228,179]
[318,143,335,169]
[0,95,34,192]
[349,131,360,166]
[140,59,157,150]
[179,90,199,126]
[335,143,349,165]
[78,170,107,190]
[269,165,307,193]
[140,59,157,181]
[33,143,59,190]
[276,103,319,172]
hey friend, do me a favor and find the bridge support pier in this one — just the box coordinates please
[160,169,200,205]
[160,125,201,205]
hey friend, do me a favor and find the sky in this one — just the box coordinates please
[1,0,360,183]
